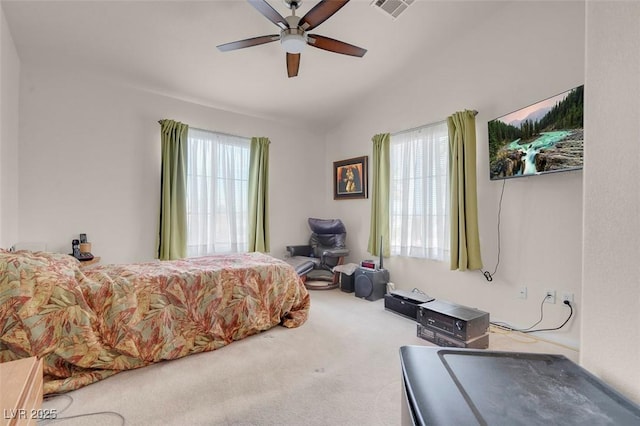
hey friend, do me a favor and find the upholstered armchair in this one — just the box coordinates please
[286,218,349,290]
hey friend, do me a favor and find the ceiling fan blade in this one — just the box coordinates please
[287,53,300,78]
[299,0,349,31]
[307,34,367,57]
[247,0,289,30]
[217,35,279,52]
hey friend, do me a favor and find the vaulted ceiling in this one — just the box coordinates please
[2,0,504,131]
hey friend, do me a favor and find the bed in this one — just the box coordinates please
[0,250,310,394]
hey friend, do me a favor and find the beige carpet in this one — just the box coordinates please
[40,287,578,425]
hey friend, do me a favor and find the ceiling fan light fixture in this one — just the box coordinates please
[280,28,307,54]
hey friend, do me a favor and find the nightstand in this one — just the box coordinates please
[0,357,43,426]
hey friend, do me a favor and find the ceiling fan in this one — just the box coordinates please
[217,0,367,78]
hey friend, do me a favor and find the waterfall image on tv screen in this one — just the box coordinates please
[488,85,584,180]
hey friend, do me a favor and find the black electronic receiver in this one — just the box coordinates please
[384,290,435,320]
[417,299,489,342]
[417,323,489,349]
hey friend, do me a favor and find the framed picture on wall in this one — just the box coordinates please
[333,156,368,200]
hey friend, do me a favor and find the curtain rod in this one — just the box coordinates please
[158,120,250,140]
[391,110,478,137]
[189,126,249,140]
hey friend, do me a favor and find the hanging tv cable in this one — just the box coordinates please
[481,179,506,282]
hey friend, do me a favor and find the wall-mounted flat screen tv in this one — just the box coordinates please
[488,85,584,180]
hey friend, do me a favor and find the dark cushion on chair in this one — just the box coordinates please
[285,256,315,276]
[308,218,347,260]
[286,245,314,257]
[308,218,346,235]
[285,218,349,288]
[310,233,346,250]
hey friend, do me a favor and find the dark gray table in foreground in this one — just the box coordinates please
[400,345,640,425]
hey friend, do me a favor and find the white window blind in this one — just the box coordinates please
[390,121,450,261]
[186,128,250,256]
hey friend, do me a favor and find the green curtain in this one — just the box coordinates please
[448,110,483,270]
[157,119,188,260]
[367,133,391,257]
[248,137,270,253]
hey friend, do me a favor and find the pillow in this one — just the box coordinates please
[0,250,82,320]
[0,250,91,358]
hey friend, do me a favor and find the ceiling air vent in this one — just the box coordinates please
[371,0,415,19]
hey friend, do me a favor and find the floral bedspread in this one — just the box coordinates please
[0,250,309,394]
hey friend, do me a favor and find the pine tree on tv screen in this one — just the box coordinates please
[488,85,584,180]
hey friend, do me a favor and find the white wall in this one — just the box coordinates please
[7,0,640,407]
[582,1,640,404]
[0,6,20,249]
[325,1,585,347]
[17,66,326,264]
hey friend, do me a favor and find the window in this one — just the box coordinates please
[390,121,449,261]
[186,128,250,256]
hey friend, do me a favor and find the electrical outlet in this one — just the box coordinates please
[518,287,527,299]
[562,292,574,303]
[545,290,556,304]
